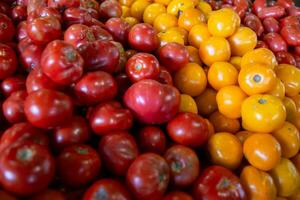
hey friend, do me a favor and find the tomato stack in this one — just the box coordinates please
[0,0,300,199]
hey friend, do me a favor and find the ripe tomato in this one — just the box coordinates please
[167,0,195,16]
[130,0,151,21]
[241,48,277,69]
[163,191,193,200]
[0,14,15,43]
[31,189,66,200]
[275,64,300,97]
[193,165,246,200]
[138,126,166,155]
[99,0,122,20]
[158,29,184,46]
[186,46,202,65]
[179,94,198,114]
[1,76,25,97]
[164,145,200,187]
[267,78,285,99]
[282,97,297,123]
[143,3,166,25]
[19,41,44,71]
[197,1,212,17]
[0,44,17,80]
[209,111,241,133]
[64,24,96,48]
[178,8,205,31]
[105,18,131,45]
[126,153,170,200]
[157,66,173,85]
[236,131,254,144]
[263,17,279,33]
[263,33,287,53]
[241,94,286,133]
[195,88,218,116]
[124,16,139,27]
[153,13,178,32]
[188,23,211,49]
[230,56,242,71]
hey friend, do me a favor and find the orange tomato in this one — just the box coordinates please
[228,27,257,57]
[121,5,131,18]
[267,78,286,100]
[178,8,205,31]
[272,122,300,158]
[124,17,139,27]
[119,0,135,6]
[291,94,300,113]
[241,94,286,133]
[199,36,231,66]
[275,64,300,97]
[153,13,178,32]
[188,23,211,48]
[240,165,277,200]
[216,85,247,119]
[143,3,166,25]
[241,48,277,70]
[282,97,297,123]
[130,0,151,21]
[167,26,188,44]
[236,131,254,144]
[238,63,277,95]
[179,94,198,114]
[269,158,300,197]
[158,29,185,46]
[195,88,217,116]
[207,132,243,169]
[154,0,172,5]
[209,111,241,134]
[186,46,202,65]
[230,56,242,71]
[197,1,212,17]
[174,63,207,97]
[167,0,195,16]
[208,62,238,90]
[243,133,281,171]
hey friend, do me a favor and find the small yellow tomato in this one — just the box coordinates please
[269,158,300,197]
[179,94,198,114]
[282,97,297,123]
[230,56,242,71]
[208,62,238,90]
[121,6,131,18]
[236,131,254,144]
[143,3,166,25]
[216,85,247,119]
[158,29,185,46]
[178,8,205,31]
[267,78,286,100]
[195,88,217,116]
[153,13,178,32]
[197,1,212,17]
[124,17,139,27]
[244,133,281,171]
[199,36,231,66]
[209,111,241,134]
[188,23,210,49]
[119,0,135,6]
[186,46,202,65]
[291,94,300,113]
[154,0,171,5]
[208,132,243,169]
[275,64,300,97]
[241,94,286,133]
[241,48,277,69]
[166,26,188,44]
[174,63,207,97]
[167,0,195,16]
[130,0,151,21]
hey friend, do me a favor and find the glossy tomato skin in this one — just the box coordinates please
[41,40,84,85]
[263,17,279,33]
[157,66,173,85]
[57,144,101,188]
[105,17,131,45]
[193,166,246,200]
[281,25,300,46]
[263,33,287,53]
[64,24,96,48]
[48,0,80,11]
[53,116,90,150]
[167,112,209,148]
[126,153,170,200]
[11,5,27,22]
[1,76,26,97]
[276,51,296,65]
[0,142,55,196]
[90,25,113,41]
[24,89,73,129]
[126,53,160,82]
[16,21,28,41]
[89,101,133,135]
[83,179,131,200]
[99,0,122,21]
[30,189,66,200]
[27,7,62,23]
[243,13,264,37]
[0,13,15,43]
[62,7,92,27]
[98,131,139,176]
[124,79,180,124]
[74,71,117,106]
[19,41,44,71]
[138,126,166,155]
[128,23,159,52]
[0,44,17,80]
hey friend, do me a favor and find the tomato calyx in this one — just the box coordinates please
[64,48,78,62]
[0,22,7,30]
[258,98,267,104]
[253,74,262,82]
[16,147,34,162]
[216,178,233,190]
[75,147,89,155]
[135,63,143,71]
[171,161,183,173]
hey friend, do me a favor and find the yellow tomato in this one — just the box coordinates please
[244,133,281,171]
[267,78,286,100]
[291,94,300,113]
[209,111,241,134]
[178,8,205,31]
[186,46,201,65]
[197,1,212,17]
[272,122,300,158]
[238,63,277,95]
[124,17,139,27]
[241,94,286,133]
[130,0,151,21]
[121,6,130,18]
[208,62,238,90]
[158,29,185,46]
[241,48,277,69]
[195,88,217,116]
[275,64,300,97]
[216,85,247,119]
[236,131,254,144]
[119,0,135,6]
[154,0,171,5]
[207,8,239,37]
[174,63,207,97]
[166,26,188,44]
[208,132,243,169]
[167,0,195,16]
[188,23,210,49]
[240,165,277,200]
[291,153,300,172]
[143,3,166,25]
[230,56,242,71]
[282,97,297,123]
[153,13,177,32]
[199,36,231,66]
[179,94,198,114]
[269,158,300,197]
[228,27,257,57]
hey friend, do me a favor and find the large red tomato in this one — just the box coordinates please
[0,44,17,80]
[1,76,26,97]
[64,24,96,48]
[0,13,15,42]
[138,126,166,155]
[105,17,130,45]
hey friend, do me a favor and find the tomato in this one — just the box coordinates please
[193,165,246,200]
[24,89,73,129]
[153,13,178,32]
[195,88,218,116]
[48,0,80,10]
[174,63,207,97]
[167,112,209,147]
[143,3,166,25]
[208,62,238,90]
[99,131,138,176]
[124,16,139,27]
[0,44,17,80]
[241,94,286,133]
[158,29,185,46]
[165,27,188,45]
[275,64,300,97]
[31,189,66,200]
[209,111,241,133]
[263,33,287,53]
[138,126,166,155]
[99,0,122,20]
[11,5,27,22]
[243,13,264,37]
[128,23,159,52]
[262,17,279,33]
[1,76,25,98]
[241,48,277,69]
[269,158,300,197]
[83,179,131,200]
[0,14,15,43]
[57,144,101,188]
[276,51,296,66]
[19,41,44,71]
[282,97,298,123]
[267,78,285,99]
[167,0,195,17]
[238,63,276,95]
[124,79,180,124]
[178,8,205,31]
[88,101,133,135]
[127,153,169,200]
[0,190,17,200]
[105,18,131,45]
[157,66,173,85]
[280,25,300,47]
[158,42,189,72]
[186,46,202,65]
[163,191,193,200]
[154,0,171,5]
[62,7,95,27]
[236,131,254,144]
[130,0,151,21]
[27,7,62,23]
[0,142,55,196]
[188,23,211,49]
[64,24,96,48]
[240,165,277,200]
[179,94,198,114]
[197,1,212,17]
[199,37,231,67]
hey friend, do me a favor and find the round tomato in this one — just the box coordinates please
[143,3,166,25]
[236,131,254,144]
[153,13,177,32]
[229,56,242,71]
[1,76,26,97]
[275,64,300,97]
[188,23,211,48]
[0,13,15,43]
[138,126,166,155]
[241,48,277,69]
[195,88,218,116]
[179,94,198,114]
[186,46,202,65]
[178,8,205,31]
[0,44,17,80]
[130,0,151,22]
[267,78,285,99]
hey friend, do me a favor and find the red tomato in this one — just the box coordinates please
[243,13,264,37]
[1,76,26,97]
[0,44,17,80]
[111,41,127,73]
[138,126,166,155]
[62,7,94,27]
[24,89,73,129]
[98,131,139,176]
[27,7,62,23]
[11,5,27,22]
[80,0,100,19]
[263,32,287,52]
[48,0,80,11]
[157,66,173,85]
[124,79,180,124]
[0,190,17,200]
[0,13,15,43]
[256,40,268,48]
[193,165,246,200]
[105,17,131,45]
[281,25,300,46]
[64,24,96,48]
[99,0,122,21]
[90,25,113,41]
[163,191,193,200]
[280,16,300,28]
[19,41,44,71]
[167,112,209,148]
[31,189,66,200]
[0,142,55,196]
[276,51,296,65]
[16,21,28,41]
[263,17,279,33]
[126,153,170,200]
[0,2,10,16]
[126,53,160,82]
